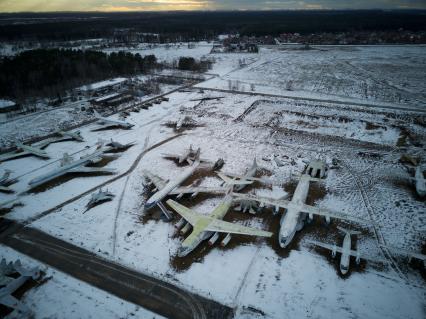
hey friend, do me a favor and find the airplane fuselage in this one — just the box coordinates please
[145,160,200,209]
[279,174,311,248]
[339,232,352,275]
[178,194,233,257]
[234,165,257,192]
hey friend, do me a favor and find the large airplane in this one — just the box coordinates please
[28,147,118,189]
[0,170,18,193]
[0,259,40,315]
[306,227,385,274]
[92,110,134,130]
[166,194,272,257]
[0,130,84,162]
[233,173,369,248]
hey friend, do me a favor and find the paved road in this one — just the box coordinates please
[0,219,234,319]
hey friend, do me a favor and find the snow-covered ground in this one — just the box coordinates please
[0,245,163,319]
[0,45,425,318]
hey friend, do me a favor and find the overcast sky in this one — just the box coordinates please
[1,0,425,12]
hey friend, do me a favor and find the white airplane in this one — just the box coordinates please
[0,130,84,163]
[381,244,426,268]
[0,170,18,193]
[92,110,134,130]
[28,147,118,189]
[233,173,369,248]
[162,145,210,165]
[165,115,198,130]
[409,165,425,197]
[166,194,272,257]
[306,227,385,274]
[0,259,40,315]
[217,158,266,192]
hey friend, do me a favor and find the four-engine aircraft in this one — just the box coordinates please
[166,194,272,257]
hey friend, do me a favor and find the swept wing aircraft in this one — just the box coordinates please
[28,147,117,189]
[162,145,210,165]
[306,227,385,274]
[92,110,133,130]
[166,194,272,257]
[0,170,18,193]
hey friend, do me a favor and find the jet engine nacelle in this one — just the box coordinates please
[308,213,314,221]
[325,216,331,224]
[356,251,361,265]
[208,232,219,246]
[331,245,337,258]
[220,234,232,247]
[274,205,280,215]
[180,223,191,235]
[175,218,186,229]
[191,192,199,198]
[176,193,184,199]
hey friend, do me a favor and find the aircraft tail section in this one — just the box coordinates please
[217,172,253,186]
[337,226,361,236]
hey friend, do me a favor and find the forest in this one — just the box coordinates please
[0,49,158,100]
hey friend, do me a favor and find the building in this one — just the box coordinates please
[78,77,129,97]
[0,99,19,113]
[91,93,133,108]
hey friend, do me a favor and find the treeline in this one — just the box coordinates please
[0,10,425,41]
[0,49,158,99]
[178,57,212,72]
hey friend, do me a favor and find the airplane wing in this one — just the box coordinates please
[306,240,387,263]
[220,172,269,183]
[166,199,202,226]
[299,204,370,225]
[217,172,253,186]
[0,151,30,162]
[69,167,116,174]
[232,192,290,208]
[169,186,229,196]
[380,244,426,261]
[143,170,167,190]
[205,219,272,237]
[0,294,21,310]
[161,153,181,160]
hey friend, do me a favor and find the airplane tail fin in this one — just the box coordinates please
[252,158,258,169]
[194,148,201,162]
[93,110,101,118]
[337,226,361,236]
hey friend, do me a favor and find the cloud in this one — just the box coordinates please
[1,0,425,12]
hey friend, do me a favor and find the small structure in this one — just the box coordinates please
[0,99,19,113]
[78,77,128,96]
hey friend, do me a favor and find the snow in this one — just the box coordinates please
[0,99,15,109]
[1,44,425,319]
[0,245,164,319]
[79,77,127,92]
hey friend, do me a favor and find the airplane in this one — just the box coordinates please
[166,194,272,257]
[217,158,269,192]
[92,110,134,130]
[0,170,18,193]
[306,227,386,274]
[409,165,425,197]
[143,149,231,220]
[0,259,40,315]
[105,139,136,152]
[165,115,198,130]
[380,244,426,268]
[28,147,118,189]
[0,130,84,163]
[85,189,115,211]
[233,173,370,248]
[162,145,209,165]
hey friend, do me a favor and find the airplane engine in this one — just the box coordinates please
[274,205,280,215]
[308,213,314,221]
[221,234,232,247]
[208,232,219,246]
[332,245,337,258]
[176,193,184,199]
[175,218,186,229]
[180,223,191,235]
[191,192,199,198]
[356,251,361,265]
[325,216,331,224]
